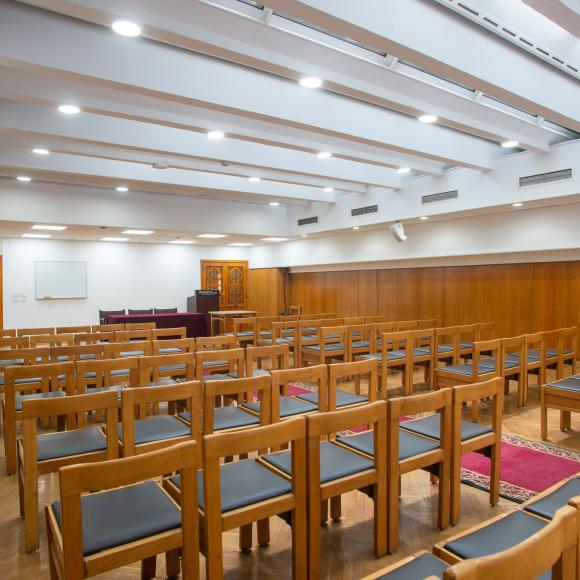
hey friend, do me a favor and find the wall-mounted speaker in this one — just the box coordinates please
[390,221,407,242]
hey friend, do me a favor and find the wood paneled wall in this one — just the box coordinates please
[277,261,580,339]
[248,267,287,316]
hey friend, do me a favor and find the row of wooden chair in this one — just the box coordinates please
[365,472,580,579]
[0,322,159,338]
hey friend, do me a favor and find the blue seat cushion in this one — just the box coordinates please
[110,368,130,377]
[52,481,181,556]
[157,347,182,354]
[258,337,294,345]
[120,350,144,357]
[157,364,186,373]
[202,360,228,368]
[118,415,190,445]
[478,358,519,371]
[374,552,448,579]
[358,350,405,362]
[505,353,539,365]
[86,385,123,398]
[460,341,474,349]
[444,511,547,560]
[337,429,440,460]
[147,378,177,387]
[439,363,495,377]
[546,377,580,392]
[525,477,580,520]
[213,405,260,430]
[203,373,232,382]
[243,396,317,417]
[15,390,66,412]
[0,358,25,367]
[295,389,368,408]
[262,441,374,484]
[38,427,107,461]
[415,344,454,355]
[303,343,344,352]
[226,369,270,379]
[56,353,97,362]
[400,414,492,441]
[171,458,291,512]
[351,340,370,349]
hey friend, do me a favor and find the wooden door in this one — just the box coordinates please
[201,260,248,310]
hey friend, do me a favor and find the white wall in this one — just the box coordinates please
[2,238,248,328]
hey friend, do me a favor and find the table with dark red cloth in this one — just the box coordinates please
[105,312,208,337]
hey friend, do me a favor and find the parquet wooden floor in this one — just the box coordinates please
[1,367,578,579]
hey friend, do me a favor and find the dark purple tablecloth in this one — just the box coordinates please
[106,313,207,338]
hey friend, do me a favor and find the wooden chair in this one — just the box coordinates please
[299,314,319,320]
[30,333,74,348]
[434,326,461,365]
[125,322,156,331]
[18,390,119,551]
[263,401,387,578]
[50,344,104,364]
[0,336,30,350]
[256,316,278,340]
[541,372,580,440]
[476,322,497,341]
[75,357,139,398]
[343,316,364,325]
[301,325,349,366]
[297,320,321,363]
[543,329,564,380]
[229,317,257,346]
[560,327,578,377]
[408,327,436,392]
[338,388,452,553]
[517,332,545,406]
[289,305,302,315]
[457,324,479,359]
[152,338,195,355]
[195,347,244,381]
[347,323,375,360]
[17,327,55,336]
[0,348,50,391]
[3,362,75,474]
[151,327,187,340]
[138,352,195,387]
[114,329,153,343]
[395,320,418,331]
[324,358,377,411]
[119,382,201,456]
[164,418,307,579]
[56,325,91,334]
[401,377,503,525]
[103,341,152,359]
[91,323,124,333]
[243,343,290,378]
[74,331,115,345]
[418,318,438,329]
[0,328,17,338]
[46,440,200,580]
[195,334,237,351]
[364,315,384,324]
[499,335,526,407]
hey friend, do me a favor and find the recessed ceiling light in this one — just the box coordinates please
[301,234,308,238]
[269,202,280,206]
[101,237,128,242]
[419,216,429,221]
[116,186,129,192]
[22,233,51,239]
[502,140,519,148]
[111,20,142,37]
[299,76,322,89]
[32,148,50,155]
[261,237,289,242]
[248,176,261,182]
[169,239,195,244]
[17,176,32,182]
[58,104,80,115]
[32,224,67,231]
[207,130,225,140]
[512,202,523,208]
[418,114,438,123]
[322,187,334,193]
[122,229,154,235]
[316,151,332,159]
[229,242,252,247]
[397,167,411,174]
[353,226,360,230]
[197,233,228,238]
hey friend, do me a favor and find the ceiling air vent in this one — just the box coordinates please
[351,204,378,217]
[519,169,572,188]
[422,190,458,204]
[297,216,318,226]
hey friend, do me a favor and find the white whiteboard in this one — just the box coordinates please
[35,261,87,300]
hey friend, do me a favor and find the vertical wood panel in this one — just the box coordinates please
[324,272,341,315]
[357,270,377,316]
[396,269,420,321]
[418,267,444,324]
[377,270,398,320]
[497,264,531,337]
[443,267,472,326]
[248,268,285,316]
[567,262,580,347]
[339,271,359,316]
[531,262,568,332]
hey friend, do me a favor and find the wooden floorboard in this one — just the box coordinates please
[1,367,578,579]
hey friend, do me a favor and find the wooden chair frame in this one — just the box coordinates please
[347,323,375,360]
[0,329,17,338]
[91,323,124,333]
[125,322,156,331]
[245,343,290,377]
[0,348,50,394]
[17,327,55,337]
[152,327,187,340]
[75,357,139,399]
[327,358,378,411]
[103,341,152,359]
[541,373,580,440]
[49,344,105,364]
[138,353,195,386]
[301,325,349,366]
[55,325,91,335]
[30,333,75,349]
[195,347,244,381]
[114,329,153,343]
[0,336,31,350]
[376,330,411,395]
[74,331,115,345]
[195,335,237,351]
[152,338,195,355]
[409,328,436,392]
[501,335,525,407]
[230,317,257,346]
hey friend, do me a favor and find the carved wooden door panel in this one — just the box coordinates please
[201,260,248,310]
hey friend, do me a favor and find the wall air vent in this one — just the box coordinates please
[297,216,318,226]
[422,190,458,204]
[519,169,572,188]
[351,204,378,217]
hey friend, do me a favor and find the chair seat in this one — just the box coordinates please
[86,385,123,398]
[234,331,254,337]
[295,389,368,408]
[351,340,370,349]
[375,552,448,579]
[258,337,294,345]
[147,378,177,387]
[0,358,25,367]
[546,376,580,392]
[444,511,547,560]
[438,363,495,377]
[303,343,344,353]
[171,458,291,512]
[158,364,186,373]
[459,341,474,350]
[505,353,540,365]
[15,390,66,412]
[38,427,107,461]
[525,477,580,520]
[478,358,520,371]
[157,347,182,355]
[52,481,181,556]
[243,396,317,417]
[187,405,259,431]
[411,348,432,358]
[118,415,190,446]
[400,413,492,441]
[337,429,440,460]
[416,344,454,355]
[56,353,97,362]
[226,369,270,379]
[202,360,229,368]
[110,368,130,377]
[263,440,374,484]
[120,350,145,357]
[203,373,232,382]
[358,350,406,362]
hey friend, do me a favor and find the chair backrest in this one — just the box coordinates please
[91,323,124,333]
[233,317,257,339]
[50,344,105,363]
[371,323,396,352]
[195,335,237,351]
[395,320,418,331]
[281,314,299,321]
[501,335,525,371]
[435,326,461,361]
[347,323,375,346]
[327,358,378,411]
[114,329,153,343]
[559,327,577,355]
[453,378,503,433]
[299,314,319,320]
[195,347,244,380]
[319,318,344,327]
[5,361,75,401]
[0,347,49,367]
[202,375,272,434]
[152,327,187,340]
[55,325,91,335]
[409,327,435,351]
[138,353,195,385]
[472,339,503,379]
[343,316,364,325]
[417,319,438,329]
[0,336,30,350]
[17,327,55,337]
[364,315,384,324]
[477,322,497,341]
[289,305,302,315]
[125,322,156,331]
[120,382,201,454]
[56,440,200,578]
[0,329,17,338]
[74,331,115,345]
[152,338,195,355]
[153,307,178,314]
[75,357,139,393]
[30,333,74,348]
[103,341,152,359]
[245,344,290,376]
[444,504,577,580]
[272,320,298,341]
[270,364,326,407]
[98,309,126,324]
[381,330,412,364]
[128,308,153,315]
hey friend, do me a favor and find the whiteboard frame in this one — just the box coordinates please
[34,261,88,300]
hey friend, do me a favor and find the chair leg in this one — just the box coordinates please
[46,514,59,580]
[387,468,399,554]
[17,451,24,517]
[489,442,500,507]
[437,461,450,531]
[320,499,329,525]
[239,523,253,553]
[23,461,39,552]
[141,556,157,580]
[541,401,548,440]
[4,411,16,475]
[257,518,270,547]
[450,454,461,527]
[373,479,387,558]
[293,503,308,580]
[330,496,341,521]
[165,549,180,579]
